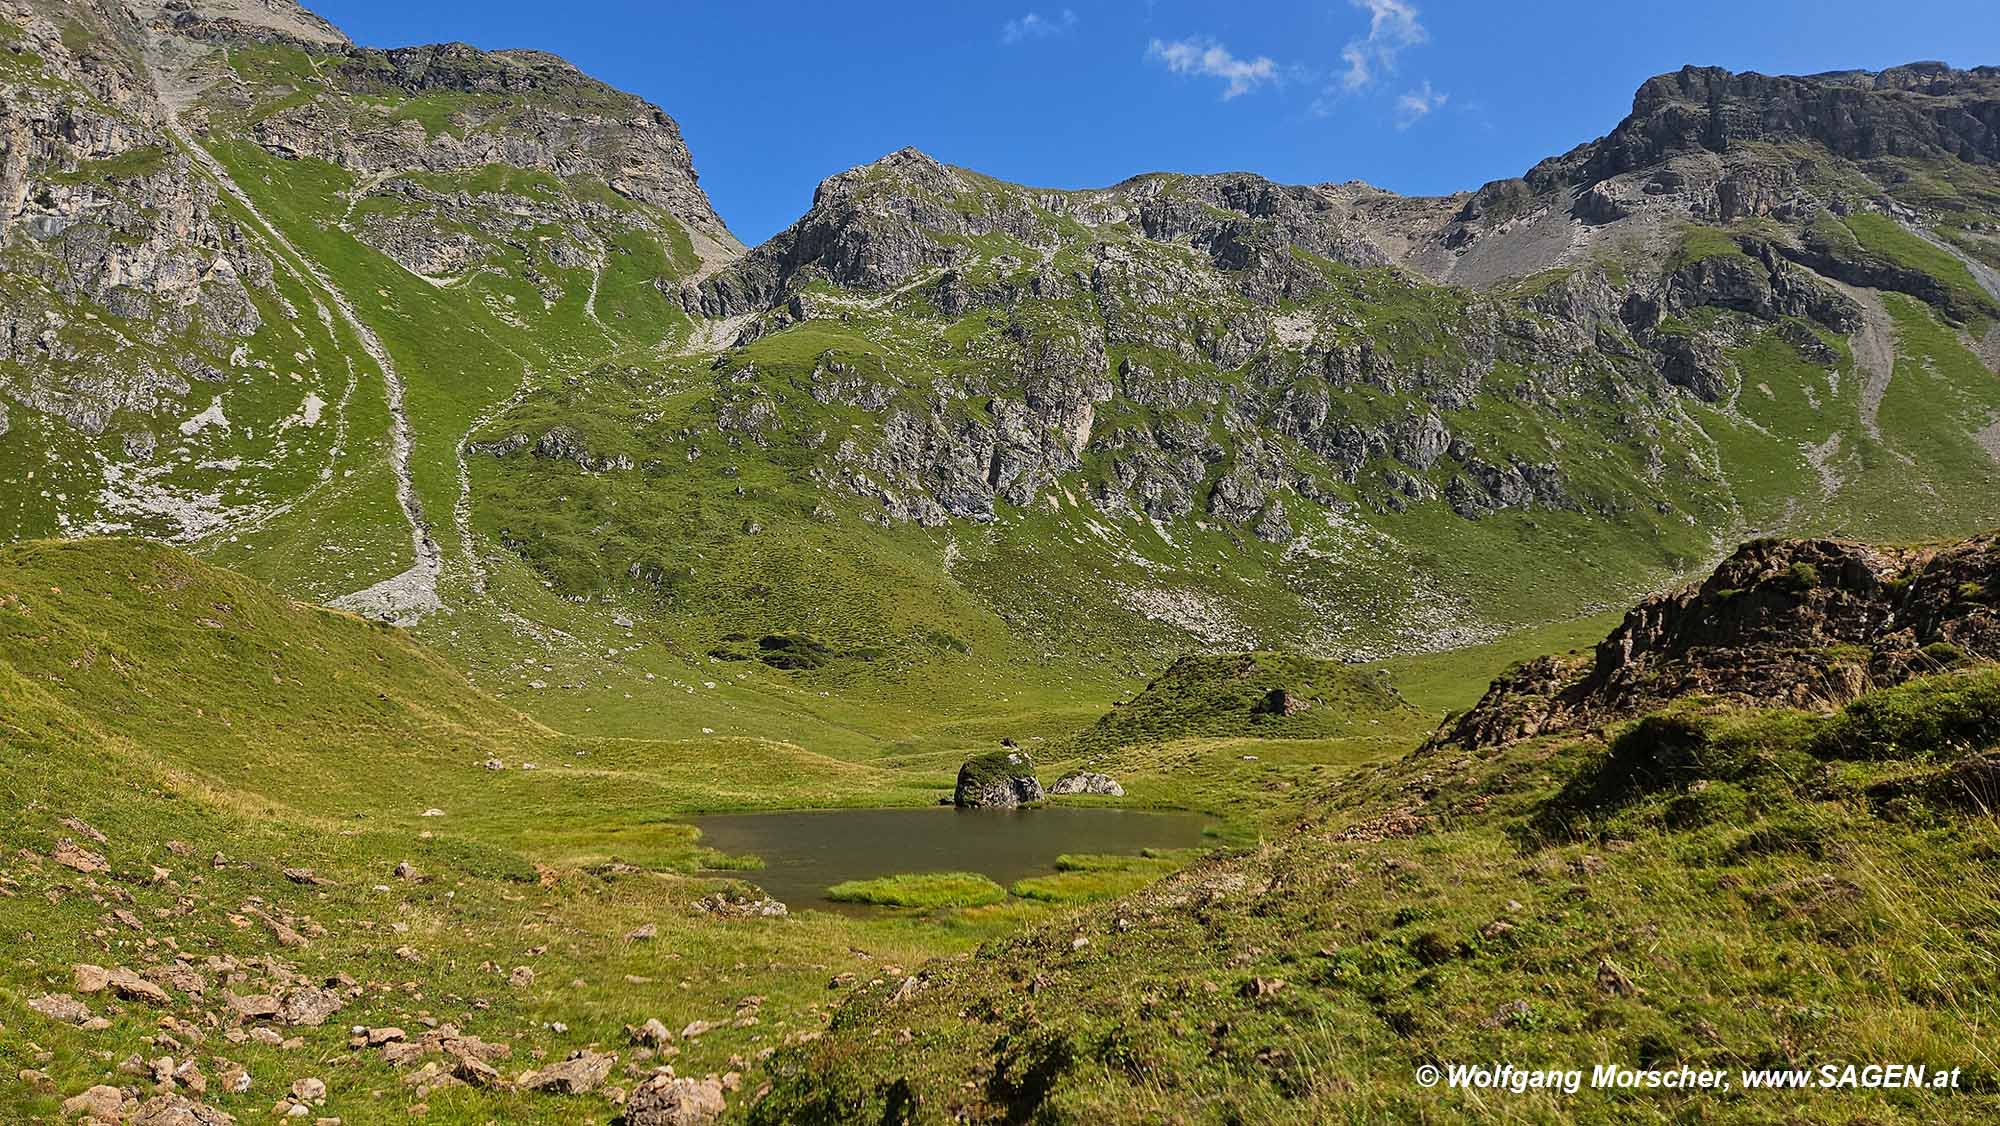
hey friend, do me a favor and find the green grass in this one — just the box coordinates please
[1845,212,1994,321]
[753,664,2000,1124]
[1673,224,1752,267]
[1011,852,1187,903]
[827,872,1010,909]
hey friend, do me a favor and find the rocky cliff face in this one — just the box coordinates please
[1436,532,2000,747]
[245,42,735,260]
[0,0,738,557]
[0,1,272,444]
[1525,63,2000,195]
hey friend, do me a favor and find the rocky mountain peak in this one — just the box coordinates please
[808,146,967,209]
[1523,62,2000,196]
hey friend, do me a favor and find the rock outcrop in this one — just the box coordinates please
[1436,533,2000,747]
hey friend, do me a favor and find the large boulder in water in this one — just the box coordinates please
[1049,770,1124,797]
[954,747,1044,808]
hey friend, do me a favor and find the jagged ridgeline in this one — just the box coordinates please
[474,64,2000,670]
[3,0,2000,677]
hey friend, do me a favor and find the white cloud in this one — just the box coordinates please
[1340,0,1427,91]
[1003,9,1078,45]
[1147,37,1280,100]
[1394,80,1447,127]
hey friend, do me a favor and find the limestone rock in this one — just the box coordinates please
[1436,532,2000,748]
[278,986,343,1027]
[28,993,94,1025]
[519,1049,614,1094]
[62,1085,125,1120]
[53,838,110,874]
[128,1092,235,1125]
[626,1074,727,1126]
[1048,771,1124,797]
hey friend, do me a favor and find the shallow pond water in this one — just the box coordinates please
[690,806,1210,911]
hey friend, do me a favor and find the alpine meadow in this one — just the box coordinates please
[7,1,2000,1123]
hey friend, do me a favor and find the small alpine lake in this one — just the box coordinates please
[690,806,1212,911]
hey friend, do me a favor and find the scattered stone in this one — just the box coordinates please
[224,992,281,1021]
[1239,977,1286,1000]
[402,1061,464,1097]
[128,1092,235,1125]
[1048,770,1124,797]
[60,816,108,844]
[452,1055,501,1088]
[53,838,110,874]
[244,908,309,949]
[626,1075,727,1126]
[366,1027,407,1046]
[28,993,93,1025]
[1596,959,1638,997]
[519,1049,614,1094]
[617,1023,665,1055]
[278,986,343,1027]
[146,962,208,996]
[62,1085,124,1120]
[691,892,787,918]
[82,965,170,1005]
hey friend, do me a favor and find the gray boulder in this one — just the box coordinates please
[1049,771,1125,797]
[954,747,1045,808]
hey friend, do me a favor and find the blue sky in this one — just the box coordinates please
[311,1,2000,245]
